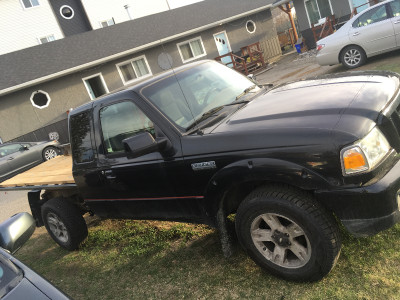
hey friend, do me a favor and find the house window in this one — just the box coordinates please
[30,90,51,109]
[246,20,256,33]
[83,73,109,100]
[100,19,115,27]
[116,56,152,85]
[177,37,206,63]
[39,35,56,44]
[21,0,39,9]
[60,5,74,19]
[305,0,332,26]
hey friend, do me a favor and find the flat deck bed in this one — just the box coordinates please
[0,155,75,190]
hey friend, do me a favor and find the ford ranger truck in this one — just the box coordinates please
[5,60,400,281]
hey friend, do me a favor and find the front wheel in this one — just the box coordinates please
[41,198,88,250]
[235,185,341,281]
[340,46,366,69]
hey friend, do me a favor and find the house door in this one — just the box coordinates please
[214,31,233,67]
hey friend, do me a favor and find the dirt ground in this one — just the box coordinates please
[256,49,400,86]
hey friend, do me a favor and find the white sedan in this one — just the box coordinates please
[316,0,400,69]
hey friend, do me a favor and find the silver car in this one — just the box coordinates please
[0,141,60,182]
[316,0,400,69]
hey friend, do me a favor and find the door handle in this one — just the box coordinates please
[394,20,400,24]
[102,170,116,179]
[7,157,14,160]
[353,32,360,36]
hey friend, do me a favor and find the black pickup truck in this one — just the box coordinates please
[11,60,400,281]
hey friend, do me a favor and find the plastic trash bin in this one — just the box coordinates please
[295,37,303,53]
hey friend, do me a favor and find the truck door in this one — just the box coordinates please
[83,100,203,221]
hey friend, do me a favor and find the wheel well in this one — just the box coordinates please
[41,190,88,215]
[221,181,328,218]
[338,44,367,62]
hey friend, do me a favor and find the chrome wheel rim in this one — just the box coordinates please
[44,148,57,160]
[47,212,69,243]
[344,49,361,67]
[250,213,312,268]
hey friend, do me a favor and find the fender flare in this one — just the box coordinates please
[203,158,332,219]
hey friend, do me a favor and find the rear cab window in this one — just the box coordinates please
[70,111,95,163]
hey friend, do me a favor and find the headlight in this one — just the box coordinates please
[341,127,391,175]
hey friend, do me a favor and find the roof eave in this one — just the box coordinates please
[0,4,272,97]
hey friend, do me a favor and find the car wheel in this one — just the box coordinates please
[235,185,341,282]
[42,146,59,161]
[41,198,88,250]
[340,46,366,69]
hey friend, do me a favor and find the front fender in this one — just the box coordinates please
[203,158,332,218]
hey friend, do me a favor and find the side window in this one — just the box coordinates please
[353,5,388,27]
[100,101,155,154]
[0,144,23,157]
[389,0,400,17]
[70,112,94,163]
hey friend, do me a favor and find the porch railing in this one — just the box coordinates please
[214,42,266,75]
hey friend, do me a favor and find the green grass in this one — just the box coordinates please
[15,217,400,300]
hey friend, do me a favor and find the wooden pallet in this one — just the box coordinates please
[0,155,74,188]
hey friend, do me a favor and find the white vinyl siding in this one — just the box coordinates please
[0,0,64,55]
[177,37,207,63]
[116,56,152,85]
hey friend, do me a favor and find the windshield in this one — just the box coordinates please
[0,255,23,298]
[141,61,256,131]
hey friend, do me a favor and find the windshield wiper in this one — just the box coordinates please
[235,84,257,100]
[186,106,225,132]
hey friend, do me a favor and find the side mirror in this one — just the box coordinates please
[123,132,158,158]
[0,213,36,254]
[123,132,174,159]
[20,146,29,151]
[247,74,257,82]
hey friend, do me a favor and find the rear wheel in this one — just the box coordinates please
[235,185,341,281]
[42,198,88,250]
[340,45,366,69]
[42,146,59,161]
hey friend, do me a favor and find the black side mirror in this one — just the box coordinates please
[123,132,161,158]
[123,132,175,159]
[20,146,29,151]
[0,213,36,254]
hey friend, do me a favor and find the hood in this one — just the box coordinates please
[212,72,399,141]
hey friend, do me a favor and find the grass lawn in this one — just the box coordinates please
[15,216,400,300]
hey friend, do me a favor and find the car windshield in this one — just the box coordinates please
[141,61,257,131]
[0,255,23,298]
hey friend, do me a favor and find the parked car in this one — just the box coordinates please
[316,0,400,69]
[0,212,69,299]
[0,141,60,182]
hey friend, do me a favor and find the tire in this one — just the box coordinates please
[41,198,88,250]
[235,185,341,282]
[340,45,366,69]
[42,146,59,161]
